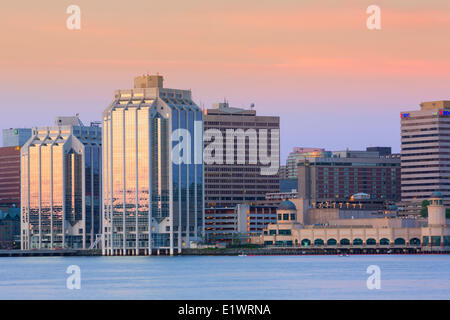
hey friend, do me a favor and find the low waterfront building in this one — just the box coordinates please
[0,208,20,249]
[253,192,449,250]
[205,204,277,244]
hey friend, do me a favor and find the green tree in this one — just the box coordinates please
[420,200,429,218]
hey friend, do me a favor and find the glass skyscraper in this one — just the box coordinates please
[102,75,203,256]
[20,117,102,250]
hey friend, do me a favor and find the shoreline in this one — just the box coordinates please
[1,247,450,257]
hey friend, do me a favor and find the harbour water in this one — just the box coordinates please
[0,255,449,300]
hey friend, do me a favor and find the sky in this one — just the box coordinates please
[0,0,449,162]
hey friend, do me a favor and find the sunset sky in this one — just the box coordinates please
[1,0,449,161]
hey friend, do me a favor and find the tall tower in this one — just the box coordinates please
[203,102,280,243]
[102,75,203,256]
[401,100,450,205]
[20,117,102,250]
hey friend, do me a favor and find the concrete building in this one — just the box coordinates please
[2,128,32,147]
[102,74,203,256]
[203,102,280,209]
[254,192,449,250]
[0,146,21,208]
[20,116,102,250]
[297,150,401,202]
[205,203,277,243]
[400,100,450,205]
[286,147,330,179]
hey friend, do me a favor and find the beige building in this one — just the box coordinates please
[401,100,450,205]
[253,192,450,250]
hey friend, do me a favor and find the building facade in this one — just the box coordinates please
[0,208,20,249]
[102,74,203,255]
[205,203,277,243]
[20,117,101,250]
[255,194,449,250]
[203,102,280,209]
[0,146,21,208]
[297,151,401,202]
[2,128,32,148]
[401,100,450,205]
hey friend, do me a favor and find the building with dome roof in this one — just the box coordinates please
[277,200,297,212]
[253,193,450,251]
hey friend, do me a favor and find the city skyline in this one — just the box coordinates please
[1,0,449,162]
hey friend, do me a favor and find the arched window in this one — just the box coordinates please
[327,238,337,246]
[353,238,363,245]
[301,239,311,247]
[366,238,376,245]
[314,239,324,246]
[394,238,406,246]
[340,238,350,245]
[380,238,390,245]
[409,238,420,245]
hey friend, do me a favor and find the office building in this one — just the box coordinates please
[203,102,280,209]
[297,149,401,202]
[0,146,21,208]
[2,128,32,147]
[102,74,203,255]
[20,116,102,250]
[401,100,450,205]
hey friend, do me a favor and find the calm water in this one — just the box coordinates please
[0,255,449,299]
